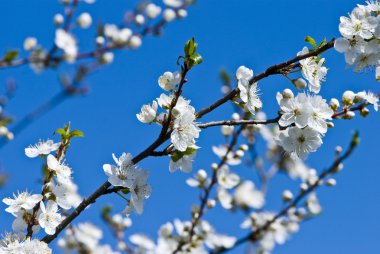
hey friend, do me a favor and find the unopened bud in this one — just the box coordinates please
[100,52,114,64]
[343,111,355,119]
[77,12,92,29]
[326,178,337,186]
[282,88,294,99]
[335,146,343,154]
[135,14,145,26]
[23,37,37,51]
[354,91,366,103]
[211,163,218,170]
[163,9,176,22]
[239,144,249,151]
[235,150,244,158]
[282,190,294,202]
[292,78,307,90]
[196,169,207,181]
[300,183,308,192]
[360,107,369,117]
[329,98,340,111]
[207,199,216,209]
[54,14,64,26]
[177,9,188,19]
[342,91,355,106]
[327,122,334,128]
[129,35,142,49]
[96,36,105,46]
[221,125,234,136]
[232,113,240,120]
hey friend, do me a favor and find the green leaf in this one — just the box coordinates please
[3,50,19,63]
[318,38,327,48]
[184,37,197,56]
[305,36,317,49]
[170,147,197,162]
[121,188,130,195]
[54,128,67,137]
[69,130,85,139]
[188,53,203,68]
[0,118,14,127]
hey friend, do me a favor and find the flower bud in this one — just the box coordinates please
[360,107,370,117]
[292,78,307,90]
[239,144,249,151]
[343,111,355,119]
[231,113,240,120]
[96,36,105,46]
[196,169,207,181]
[282,190,293,202]
[54,14,64,26]
[163,9,176,22]
[135,14,145,26]
[221,85,230,94]
[300,183,308,192]
[100,52,114,64]
[23,37,37,51]
[77,12,92,29]
[282,88,294,99]
[326,178,336,186]
[177,9,188,18]
[221,125,234,136]
[211,163,218,170]
[129,35,142,49]
[329,98,340,111]
[207,199,216,209]
[342,90,355,106]
[354,91,366,103]
[327,122,334,128]
[335,146,342,154]
[235,150,244,158]
[145,3,162,19]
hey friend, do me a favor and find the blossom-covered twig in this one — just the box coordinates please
[210,132,359,254]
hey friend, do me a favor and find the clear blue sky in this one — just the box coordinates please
[1,0,379,253]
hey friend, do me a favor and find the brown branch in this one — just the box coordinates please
[196,38,335,119]
[197,117,280,129]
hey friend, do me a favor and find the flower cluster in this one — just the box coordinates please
[129,219,236,253]
[58,222,120,254]
[0,233,52,254]
[3,138,82,236]
[136,69,201,173]
[103,153,151,215]
[335,1,380,78]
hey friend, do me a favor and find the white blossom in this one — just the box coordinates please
[171,110,200,152]
[158,71,181,91]
[38,201,63,235]
[103,153,141,188]
[278,127,322,159]
[170,152,196,173]
[145,3,162,19]
[47,154,72,183]
[128,170,152,214]
[217,165,240,189]
[3,191,42,216]
[234,181,264,209]
[55,29,77,62]
[137,101,158,123]
[25,139,60,158]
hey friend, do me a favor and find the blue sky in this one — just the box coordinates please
[1,0,380,253]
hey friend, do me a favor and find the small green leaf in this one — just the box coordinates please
[188,53,203,68]
[184,37,197,56]
[305,36,317,49]
[318,38,327,48]
[69,130,85,138]
[3,50,19,63]
[220,69,231,87]
[121,188,130,195]
[54,128,67,137]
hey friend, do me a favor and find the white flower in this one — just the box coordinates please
[212,145,241,165]
[55,29,77,62]
[128,170,151,215]
[145,3,162,19]
[171,110,200,152]
[0,236,52,254]
[205,233,236,249]
[234,181,264,209]
[339,7,375,40]
[38,201,63,235]
[298,47,328,93]
[278,93,311,128]
[3,191,42,216]
[308,95,334,134]
[217,187,233,209]
[136,101,158,123]
[170,152,196,173]
[74,222,103,249]
[103,153,140,188]
[157,93,172,109]
[47,154,72,183]
[25,139,60,158]
[129,234,156,251]
[77,12,92,29]
[51,180,82,209]
[278,127,322,159]
[217,165,240,189]
[163,0,183,8]
[158,71,181,91]
[236,66,262,114]
[365,90,379,111]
